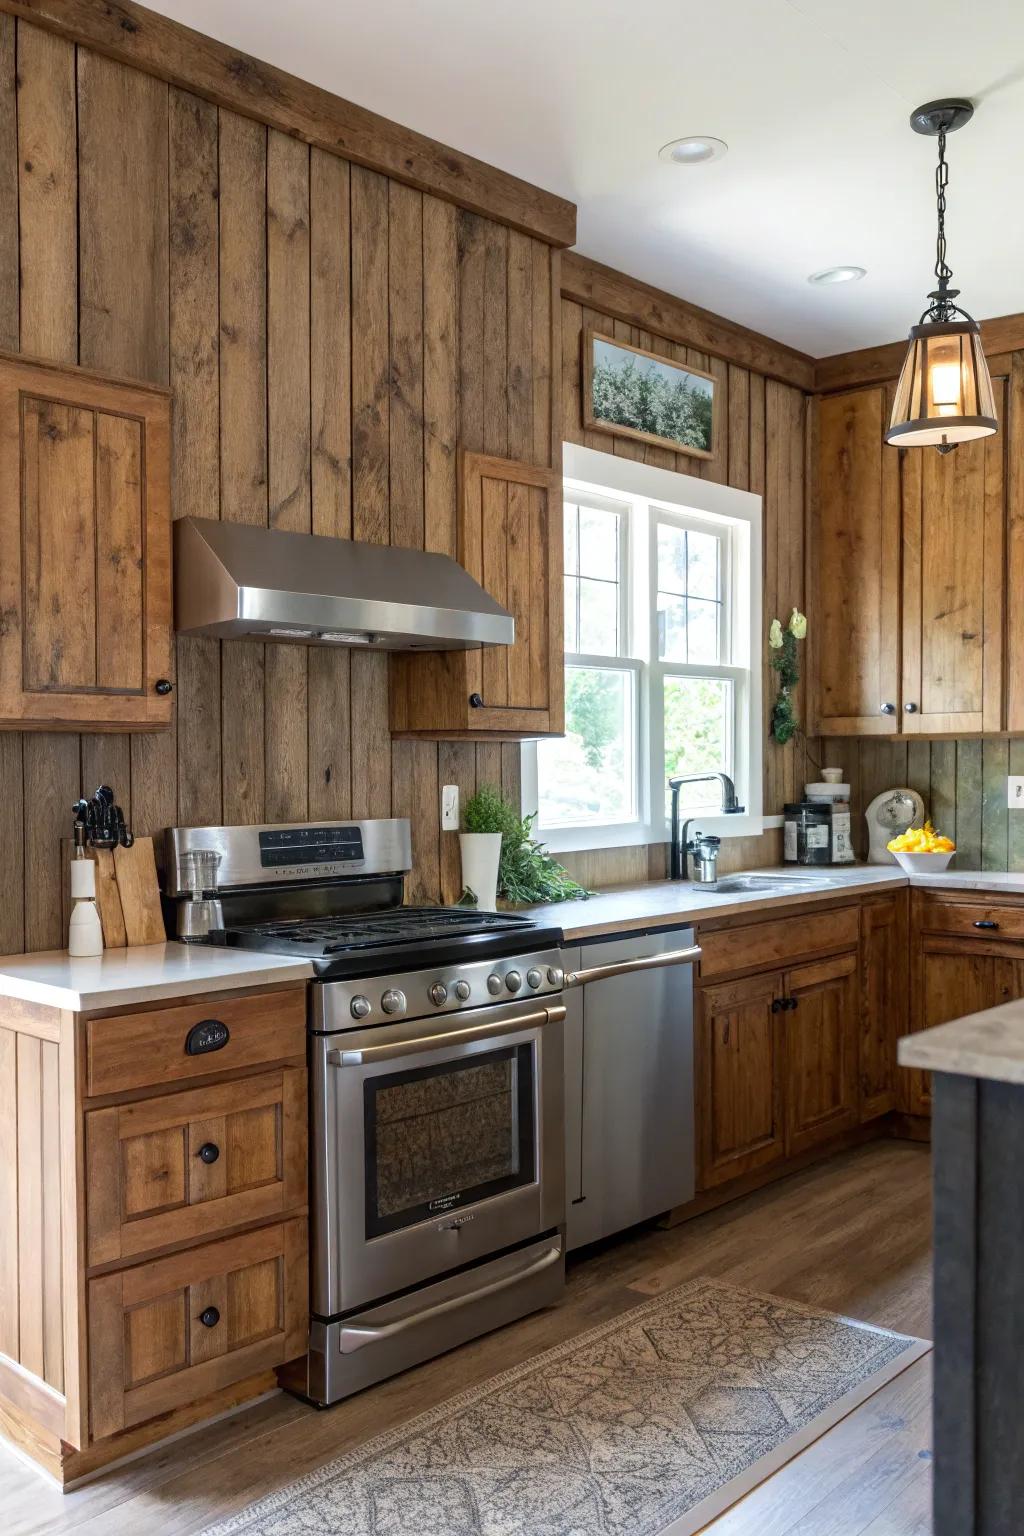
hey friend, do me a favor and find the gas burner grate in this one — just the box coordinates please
[226,906,534,954]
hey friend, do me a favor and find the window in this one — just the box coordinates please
[523,445,762,852]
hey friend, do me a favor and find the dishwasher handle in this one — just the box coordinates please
[564,943,702,988]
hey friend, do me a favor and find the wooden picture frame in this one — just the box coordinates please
[582,328,715,460]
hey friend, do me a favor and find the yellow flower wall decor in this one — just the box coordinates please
[769,609,807,744]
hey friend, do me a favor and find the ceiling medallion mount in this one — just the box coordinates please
[886,96,997,454]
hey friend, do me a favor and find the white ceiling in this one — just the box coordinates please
[151,0,1024,356]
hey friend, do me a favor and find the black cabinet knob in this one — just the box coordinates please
[197,1142,220,1164]
[199,1306,220,1329]
[771,998,783,1013]
[879,702,895,715]
[469,692,484,709]
[904,702,918,713]
[155,678,174,695]
[974,919,999,930]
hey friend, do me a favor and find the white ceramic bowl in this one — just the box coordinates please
[891,849,954,874]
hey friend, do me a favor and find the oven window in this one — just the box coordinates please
[363,1044,536,1238]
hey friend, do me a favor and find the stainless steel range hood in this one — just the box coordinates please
[173,517,513,650]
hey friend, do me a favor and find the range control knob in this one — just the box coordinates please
[350,995,372,1020]
[381,988,406,1016]
[505,970,523,993]
[453,980,471,1001]
[526,968,543,989]
[547,966,564,987]
[429,982,448,1007]
[486,973,503,996]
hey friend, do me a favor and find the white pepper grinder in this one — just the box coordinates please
[68,819,103,956]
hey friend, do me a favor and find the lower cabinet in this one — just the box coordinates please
[697,971,785,1188]
[902,893,1024,1116]
[784,953,859,1156]
[87,1217,308,1441]
[859,892,908,1120]
[696,922,861,1191]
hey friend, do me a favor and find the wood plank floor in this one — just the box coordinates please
[1,1139,933,1535]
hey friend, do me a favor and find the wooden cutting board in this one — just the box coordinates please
[113,837,166,946]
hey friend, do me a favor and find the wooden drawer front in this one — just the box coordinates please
[917,898,1024,943]
[85,985,306,1097]
[86,1068,307,1266]
[87,1219,307,1442]
[698,906,860,982]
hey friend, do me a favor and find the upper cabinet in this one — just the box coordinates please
[811,370,1008,737]
[390,451,564,739]
[0,353,172,732]
[811,387,901,734]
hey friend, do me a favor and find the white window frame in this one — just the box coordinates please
[522,443,764,853]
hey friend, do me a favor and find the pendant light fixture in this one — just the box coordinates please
[886,98,997,454]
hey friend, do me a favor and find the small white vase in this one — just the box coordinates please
[458,832,503,910]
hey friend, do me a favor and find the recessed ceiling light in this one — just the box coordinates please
[807,265,867,285]
[658,136,728,165]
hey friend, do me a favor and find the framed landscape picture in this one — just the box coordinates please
[582,329,715,460]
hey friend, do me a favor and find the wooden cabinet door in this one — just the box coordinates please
[0,351,172,730]
[904,937,1024,1115]
[859,892,909,1121]
[783,952,859,1156]
[87,1219,307,1442]
[696,971,785,1189]
[85,1068,307,1266]
[390,452,563,737]
[900,374,1006,734]
[811,388,900,735]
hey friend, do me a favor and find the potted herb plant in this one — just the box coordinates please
[460,785,590,907]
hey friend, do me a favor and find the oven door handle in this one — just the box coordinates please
[325,1003,567,1066]
[564,943,702,988]
[338,1242,564,1354]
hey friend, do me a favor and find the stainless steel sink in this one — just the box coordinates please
[702,874,842,895]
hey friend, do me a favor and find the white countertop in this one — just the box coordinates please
[4,863,1024,1012]
[0,942,314,1012]
[525,864,1024,940]
[899,1001,1024,1087]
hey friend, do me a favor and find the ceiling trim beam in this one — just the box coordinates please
[0,0,577,247]
[815,313,1024,393]
[561,252,816,392]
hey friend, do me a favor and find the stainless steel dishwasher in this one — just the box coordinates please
[562,926,697,1250]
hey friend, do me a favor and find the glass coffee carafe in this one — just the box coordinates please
[177,848,225,941]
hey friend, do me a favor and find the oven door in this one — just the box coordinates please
[311,995,565,1317]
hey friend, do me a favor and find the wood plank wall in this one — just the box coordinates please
[0,17,557,949]
[559,291,815,880]
[823,738,1024,869]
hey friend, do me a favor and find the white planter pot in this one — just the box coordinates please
[458,832,503,910]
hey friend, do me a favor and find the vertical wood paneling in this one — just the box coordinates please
[350,166,392,821]
[170,89,222,827]
[308,149,352,821]
[0,1025,17,1356]
[0,15,15,353]
[16,24,76,362]
[265,130,311,823]
[3,35,563,927]
[0,21,20,954]
[219,111,267,825]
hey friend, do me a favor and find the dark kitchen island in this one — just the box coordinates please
[899,1003,1024,1536]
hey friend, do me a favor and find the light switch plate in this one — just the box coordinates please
[1008,776,1024,809]
[441,784,459,831]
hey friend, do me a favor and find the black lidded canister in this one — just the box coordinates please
[783,801,831,865]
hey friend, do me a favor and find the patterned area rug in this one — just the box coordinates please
[201,1277,930,1536]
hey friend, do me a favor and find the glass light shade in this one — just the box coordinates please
[886,319,998,448]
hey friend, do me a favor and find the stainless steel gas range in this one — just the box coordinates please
[163,817,569,1406]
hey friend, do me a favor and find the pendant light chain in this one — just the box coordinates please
[934,125,952,296]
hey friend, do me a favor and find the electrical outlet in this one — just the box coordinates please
[441,784,459,831]
[1008,776,1024,809]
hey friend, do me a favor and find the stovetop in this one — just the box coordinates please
[213,904,564,979]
